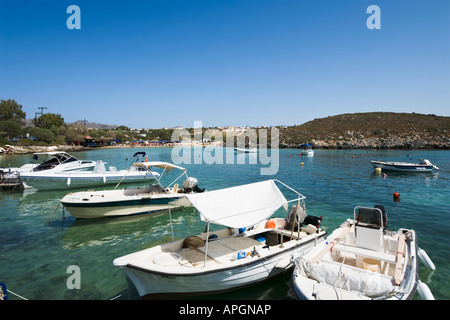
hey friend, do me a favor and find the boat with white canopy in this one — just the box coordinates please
[113,179,326,297]
[292,205,435,300]
[60,161,203,218]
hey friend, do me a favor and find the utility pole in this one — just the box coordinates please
[34,107,47,127]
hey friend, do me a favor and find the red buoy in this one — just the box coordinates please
[393,192,400,203]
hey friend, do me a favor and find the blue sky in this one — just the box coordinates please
[0,0,449,128]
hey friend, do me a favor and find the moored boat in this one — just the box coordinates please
[370,159,439,172]
[234,147,258,153]
[292,205,435,300]
[18,152,159,190]
[299,144,314,156]
[113,179,326,297]
[60,161,203,218]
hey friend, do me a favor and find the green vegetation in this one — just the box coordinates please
[0,98,182,147]
[2,98,449,149]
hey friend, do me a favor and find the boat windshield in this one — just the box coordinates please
[32,153,78,172]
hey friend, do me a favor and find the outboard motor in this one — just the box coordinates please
[182,177,205,193]
[285,203,322,231]
[303,215,322,228]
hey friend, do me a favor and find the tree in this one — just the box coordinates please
[116,125,130,131]
[26,126,55,143]
[0,99,26,124]
[33,113,65,133]
[0,119,22,142]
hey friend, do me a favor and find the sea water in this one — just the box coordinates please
[0,147,448,300]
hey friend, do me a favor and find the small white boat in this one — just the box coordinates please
[60,161,203,218]
[113,179,326,298]
[234,147,258,153]
[292,205,435,300]
[18,152,159,190]
[371,159,439,172]
[299,144,314,156]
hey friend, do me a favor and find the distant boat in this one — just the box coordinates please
[299,144,314,156]
[234,147,258,153]
[18,152,159,190]
[292,205,435,300]
[370,159,439,172]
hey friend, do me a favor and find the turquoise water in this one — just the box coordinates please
[0,147,448,300]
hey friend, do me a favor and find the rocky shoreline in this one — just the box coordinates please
[3,138,449,155]
[2,145,88,155]
[280,137,450,149]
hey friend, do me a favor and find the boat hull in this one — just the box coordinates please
[19,172,159,190]
[61,193,183,218]
[234,148,257,153]
[300,150,314,156]
[115,233,325,297]
[371,161,433,172]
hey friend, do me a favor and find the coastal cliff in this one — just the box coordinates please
[279,112,450,149]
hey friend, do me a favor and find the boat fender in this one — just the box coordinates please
[417,247,436,270]
[0,282,8,300]
[417,280,435,300]
[265,220,276,229]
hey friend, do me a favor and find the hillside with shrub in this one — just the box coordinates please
[279,112,450,149]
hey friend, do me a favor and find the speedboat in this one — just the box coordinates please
[292,205,435,300]
[2,151,98,189]
[18,152,160,190]
[5,151,96,176]
[234,147,258,153]
[113,179,326,298]
[299,144,314,156]
[370,159,439,172]
[60,161,203,218]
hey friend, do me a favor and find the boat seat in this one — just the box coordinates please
[215,236,262,252]
[197,241,234,264]
[355,206,386,252]
[332,243,396,264]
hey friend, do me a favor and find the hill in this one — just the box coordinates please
[279,112,450,149]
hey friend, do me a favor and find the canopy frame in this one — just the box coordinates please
[168,179,306,268]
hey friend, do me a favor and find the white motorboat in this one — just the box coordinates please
[113,179,326,298]
[18,152,160,190]
[2,151,97,189]
[292,205,435,300]
[60,161,203,218]
[370,159,439,172]
[299,144,314,156]
[234,147,258,153]
[5,151,96,176]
